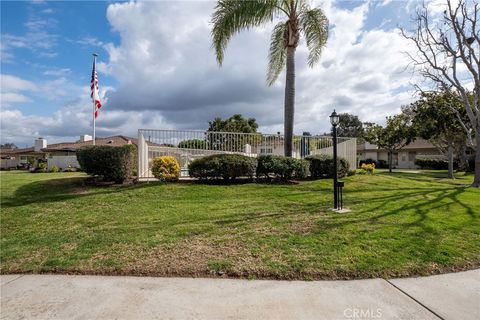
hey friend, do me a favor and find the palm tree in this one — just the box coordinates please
[211,0,328,157]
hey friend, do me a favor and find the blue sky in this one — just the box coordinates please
[1,1,118,116]
[1,0,426,145]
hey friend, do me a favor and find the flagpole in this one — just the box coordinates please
[92,53,97,145]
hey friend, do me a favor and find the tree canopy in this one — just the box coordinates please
[334,113,364,138]
[363,114,416,172]
[207,114,259,133]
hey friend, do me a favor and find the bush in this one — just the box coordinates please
[414,158,450,170]
[50,165,60,173]
[188,154,256,181]
[77,145,137,183]
[347,169,356,176]
[360,163,375,174]
[178,139,206,149]
[358,159,388,169]
[256,155,309,180]
[306,154,349,179]
[151,156,180,182]
[32,162,47,173]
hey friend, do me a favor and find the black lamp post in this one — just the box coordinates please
[330,110,340,209]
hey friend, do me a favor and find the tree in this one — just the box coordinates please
[333,113,364,138]
[207,114,260,152]
[1,143,17,149]
[178,139,207,149]
[207,114,258,133]
[364,114,416,173]
[407,91,470,178]
[401,0,479,187]
[211,0,328,157]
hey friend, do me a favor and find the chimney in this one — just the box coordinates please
[80,135,93,142]
[34,138,47,152]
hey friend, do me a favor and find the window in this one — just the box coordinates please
[408,152,416,162]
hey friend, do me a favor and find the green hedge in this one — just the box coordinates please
[256,155,309,180]
[306,154,349,179]
[188,154,256,181]
[414,158,454,170]
[77,144,137,183]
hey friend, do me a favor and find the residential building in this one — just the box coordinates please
[0,135,136,170]
[357,138,443,169]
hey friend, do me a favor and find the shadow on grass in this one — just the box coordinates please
[2,176,167,208]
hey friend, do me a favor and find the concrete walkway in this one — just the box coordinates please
[1,270,478,320]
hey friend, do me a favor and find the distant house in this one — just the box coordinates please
[357,138,445,169]
[0,135,137,170]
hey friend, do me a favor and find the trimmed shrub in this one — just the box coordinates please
[256,155,309,180]
[306,154,349,179]
[414,158,450,170]
[50,165,60,173]
[359,159,388,169]
[77,144,137,183]
[360,163,375,174]
[188,154,256,181]
[178,139,207,149]
[151,156,180,182]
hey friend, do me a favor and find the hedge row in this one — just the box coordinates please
[257,155,309,180]
[414,158,457,170]
[188,154,256,180]
[188,153,349,181]
[77,145,137,183]
[306,154,349,178]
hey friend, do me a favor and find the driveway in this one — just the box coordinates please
[1,270,478,319]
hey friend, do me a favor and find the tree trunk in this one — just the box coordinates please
[283,46,296,157]
[447,141,454,179]
[458,143,469,172]
[473,133,480,187]
[388,151,392,173]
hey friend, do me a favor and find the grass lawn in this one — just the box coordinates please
[1,170,479,280]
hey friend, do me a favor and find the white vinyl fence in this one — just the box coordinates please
[138,129,356,181]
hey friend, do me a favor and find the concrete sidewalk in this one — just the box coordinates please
[1,270,478,320]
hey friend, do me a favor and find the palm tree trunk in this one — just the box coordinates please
[284,46,296,157]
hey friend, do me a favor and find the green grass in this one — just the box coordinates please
[1,170,479,280]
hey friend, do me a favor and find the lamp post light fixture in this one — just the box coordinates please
[330,110,340,210]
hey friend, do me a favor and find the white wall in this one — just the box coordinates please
[0,158,19,169]
[47,155,79,170]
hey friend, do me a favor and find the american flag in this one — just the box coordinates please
[90,57,102,118]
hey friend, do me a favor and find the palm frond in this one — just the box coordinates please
[266,21,288,86]
[300,7,329,68]
[211,0,279,66]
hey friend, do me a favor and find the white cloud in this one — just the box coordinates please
[1,74,38,92]
[99,0,418,134]
[43,68,71,77]
[2,0,425,144]
[1,93,32,104]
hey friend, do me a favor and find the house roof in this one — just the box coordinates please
[42,135,136,152]
[0,135,137,155]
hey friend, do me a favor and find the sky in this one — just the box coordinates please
[0,0,447,146]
